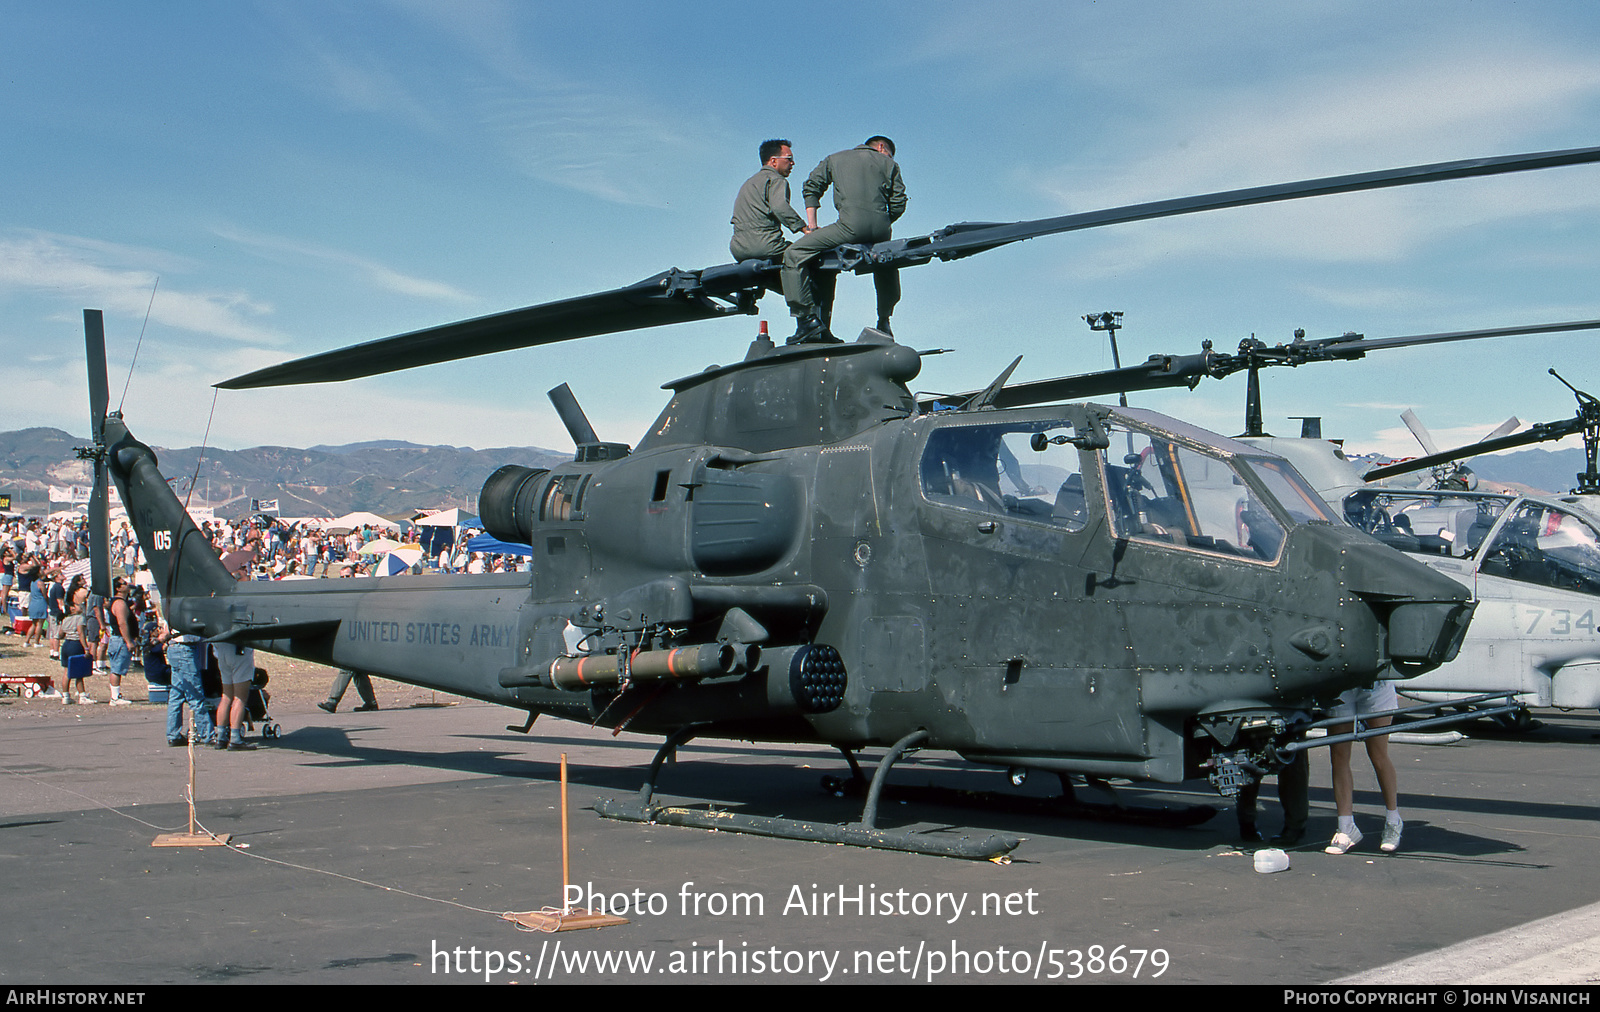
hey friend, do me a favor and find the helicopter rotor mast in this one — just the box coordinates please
[218,145,1600,393]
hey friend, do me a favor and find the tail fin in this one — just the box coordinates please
[84,310,235,604]
[103,416,236,601]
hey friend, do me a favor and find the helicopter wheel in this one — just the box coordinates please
[1489,706,1538,732]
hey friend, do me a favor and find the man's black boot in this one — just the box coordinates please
[788,314,824,345]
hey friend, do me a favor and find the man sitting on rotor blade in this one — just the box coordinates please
[730,138,810,264]
[781,135,905,344]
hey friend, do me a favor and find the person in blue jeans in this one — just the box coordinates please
[165,631,215,747]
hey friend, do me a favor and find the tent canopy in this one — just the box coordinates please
[416,508,479,527]
[465,533,533,558]
[326,511,403,533]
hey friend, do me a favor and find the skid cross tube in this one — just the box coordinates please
[1279,691,1521,752]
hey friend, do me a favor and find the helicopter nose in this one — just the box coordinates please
[1383,598,1476,666]
[1335,535,1476,668]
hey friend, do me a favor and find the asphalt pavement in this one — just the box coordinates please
[2,699,1598,985]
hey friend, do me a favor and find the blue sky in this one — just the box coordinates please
[6,1,1600,461]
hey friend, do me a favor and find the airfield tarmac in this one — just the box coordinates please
[2,694,1598,986]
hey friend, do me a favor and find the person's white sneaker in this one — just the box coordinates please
[1380,821,1403,853]
[1324,827,1363,855]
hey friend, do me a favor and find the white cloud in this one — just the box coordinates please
[1293,283,1447,314]
[305,41,443,132]
[275,2,725,209]
[7,340,567,454]
[382,0,531,82]
[404,3,726,209]
[213,225,474,302]
[0,232,285,345]
[474,81,716,208]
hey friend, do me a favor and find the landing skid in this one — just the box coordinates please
[591,730,1216,858]
[819,772,1218,830]
[592,728,1021,860]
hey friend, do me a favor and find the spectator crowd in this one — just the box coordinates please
[2,510,526,713]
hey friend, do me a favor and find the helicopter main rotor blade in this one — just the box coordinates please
[218,268,755,389]
[868,145,1600,269]
[933,349,1219,410]
[985,318,1600,410]
[1363,418,1585,481]
[1483,416,1523,441]
[1401,409,1441,457]
[220,145,1600,390]
[1313,319,1600,357]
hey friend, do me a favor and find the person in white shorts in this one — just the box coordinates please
[1325,681,1403,855]
[213,641,256,751]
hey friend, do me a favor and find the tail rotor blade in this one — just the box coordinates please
[88,468,110,598]
[84,309,112,598]
[85,310,109,441]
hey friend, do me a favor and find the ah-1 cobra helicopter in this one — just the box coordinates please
[84,146,1600,858]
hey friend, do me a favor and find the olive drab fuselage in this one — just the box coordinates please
[110,330,1474,790]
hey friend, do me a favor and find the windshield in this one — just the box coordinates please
[1343,489,1513,557]
[916,409,1336,563]
[1099,422,1326,563]
[1480,501,1600,596]
[1244,458,1336,526]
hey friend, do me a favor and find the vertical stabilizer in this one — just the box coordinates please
[102,418,236,604]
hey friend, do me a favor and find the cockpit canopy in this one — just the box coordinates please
[918,405,1337,564]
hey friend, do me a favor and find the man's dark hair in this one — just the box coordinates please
[865,135,896,157]
[759,138,792,164]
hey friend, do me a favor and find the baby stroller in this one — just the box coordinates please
[246,667,280,740]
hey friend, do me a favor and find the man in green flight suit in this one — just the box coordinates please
[781,135,906,344]
[731,139,810,263]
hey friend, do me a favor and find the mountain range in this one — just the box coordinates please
[1470,446,1590,498]
[0,427,568,517]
